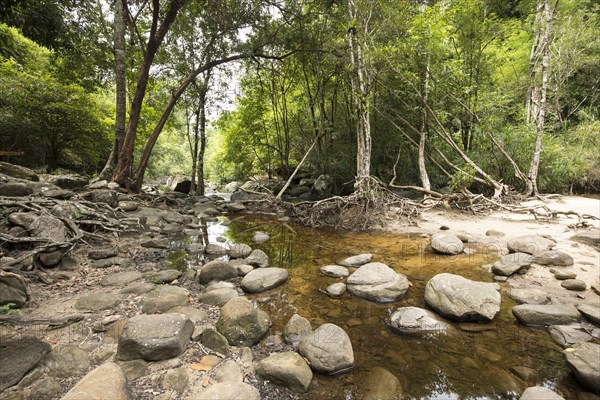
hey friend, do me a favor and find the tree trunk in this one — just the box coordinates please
[347,0,372,195]
[189,104,199,194]
[112,0,186,187]
[526,0,554,196]
[98,0,126,181]
[196,72,210,196]
[419,53,431,192]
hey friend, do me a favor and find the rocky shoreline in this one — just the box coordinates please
[1,166,600,399]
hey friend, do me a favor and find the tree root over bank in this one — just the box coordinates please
[242,181,598,230]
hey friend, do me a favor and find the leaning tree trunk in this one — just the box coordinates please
[418,52,432,192]
[347,0,372,196]
[112,0,186,187]
[526,0,554,196]
[99,0,126,181]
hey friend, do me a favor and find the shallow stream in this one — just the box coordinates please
[172,214,581,399]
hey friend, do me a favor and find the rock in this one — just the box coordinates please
[7,212,37,228]
[0,162,38,181]
[510,366,539,383]
[212,360,243,383]
[198,287,239,306]
[51,175,88,189]
[570,231,600,250]
[533,250,574,266]
[118,201,139,212]
[206,243,227,255]
[187,382,259,400]
[312,174,332,198]
[244,249,269,268]
[29,215,66,242]
[101,271,142,287]
[173,180,191,194]
[0,182,33,196]
[117,314,194,361]
[225,202,246,212]
[186,243,205,254]
[548,325,593,347]
[140,238,170,249]
[147,285,190,299]
[320,265,349,278]
[0,337,51,391]
[553,269,577,280]
[120,281,156,295]
[75,293,121,311]
[90,257,122,269]
[346,262,410,303]
[237,264,254,276]
[166,306,207,324]
[198,260,238,284]
[41,188,74,199]
[563,342,600,394]
[28,377,62,400]
[578,305,600,326]
[88,180,108,189]
[90,190,118,207]
[298,323,354,375]
[512,304,580,326]
[388,306,451,334]
[486,229,505,238]
[338,253,372,267]
[507,288,551,305]
[201,328,230,356]
[424,273,501,322]
[256,351,313,393]
[430,232,464,255]
[520,386,565,400]
[162,367,188,393]
[492,253,534,276]
[252,231,270,243]
[62,362,131,400]
[562,279,587,291]
[224,181,241,192]
[118,359,148,381]
[45,344,90,378]
[241,267,288,293]
[507,235,555,255]
[216,297,271,346]
[228,244,252,259]
[283,314,312,347]
[326,283,346,297]
[360,366,403,400]
[0,275,29,307]
[88,247,118,260]
[142,293,188,314]
[148,269,182,284]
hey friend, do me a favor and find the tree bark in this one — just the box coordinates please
[196,72,210,196]
[99,0,126,181]
[111,0,186,187]
[526,0,555,196]
[418,52,431,192]
[347,0,372,195]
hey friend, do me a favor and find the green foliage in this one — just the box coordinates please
[0,303,19,315]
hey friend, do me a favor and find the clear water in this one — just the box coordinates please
[172,215,587,399]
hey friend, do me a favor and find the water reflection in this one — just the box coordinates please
[174,215,585,399]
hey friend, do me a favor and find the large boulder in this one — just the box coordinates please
[51,175,88,190]
[44,344,90,378]
[89,190,118,207]
[548,325,593,347]
[117,314,194,361]
[492,253,533,276]
[61,362,131,400]
[244,249,269,268]
[320,265,349,278]
[507,235,555,255]
[198,287,239,307]
[100,271,142,287]
[359,366,403,400]
[29,215,66,242]
[75,293,121,311]
[298,323,354,375]
[388,306,451,334]
[512,304,580,326]
[216,297,271,347]
[0,162,39,181]
[228,244,252,259]
[240,267,288,293]
[173,180,191,194]
[0,337,51,391]
[0,182,34,196]
[312,174,332,198]
[198,260,238,284]
[424,273,501,322]
[577,304,600,326]
[563,342,600,394]
[256,351,313,393]
[346,262,409,303]
[430,232,464,255]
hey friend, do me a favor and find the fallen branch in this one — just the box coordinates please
[0,314,84,328]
